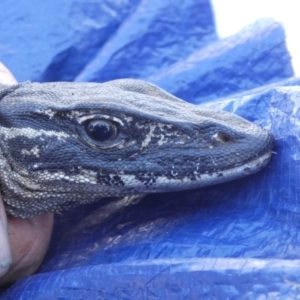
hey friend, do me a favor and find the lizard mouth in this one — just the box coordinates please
[212,151,272,182]
[198,151,273,187]
[138,151,273,191]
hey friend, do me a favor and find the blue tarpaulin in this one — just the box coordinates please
[1,1,300,299]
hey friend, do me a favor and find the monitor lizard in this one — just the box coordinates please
[0,79,274,218]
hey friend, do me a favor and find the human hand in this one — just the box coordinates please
[0,63,54,285]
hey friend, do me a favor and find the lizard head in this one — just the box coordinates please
[0,79,274,217]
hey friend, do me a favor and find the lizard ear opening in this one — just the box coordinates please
[104,79,185,103]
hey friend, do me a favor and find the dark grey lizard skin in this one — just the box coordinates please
[0,79,274,218]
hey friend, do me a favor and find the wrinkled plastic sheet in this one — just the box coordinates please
[1,1,300,299]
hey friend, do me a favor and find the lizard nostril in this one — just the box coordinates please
[212,132,231,143]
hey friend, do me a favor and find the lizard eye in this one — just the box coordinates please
[85,119,118,142]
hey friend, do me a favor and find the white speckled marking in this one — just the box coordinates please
[0,127,70,140]
[21,146,40,158]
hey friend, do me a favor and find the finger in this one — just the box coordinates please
[0,212,54,284]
